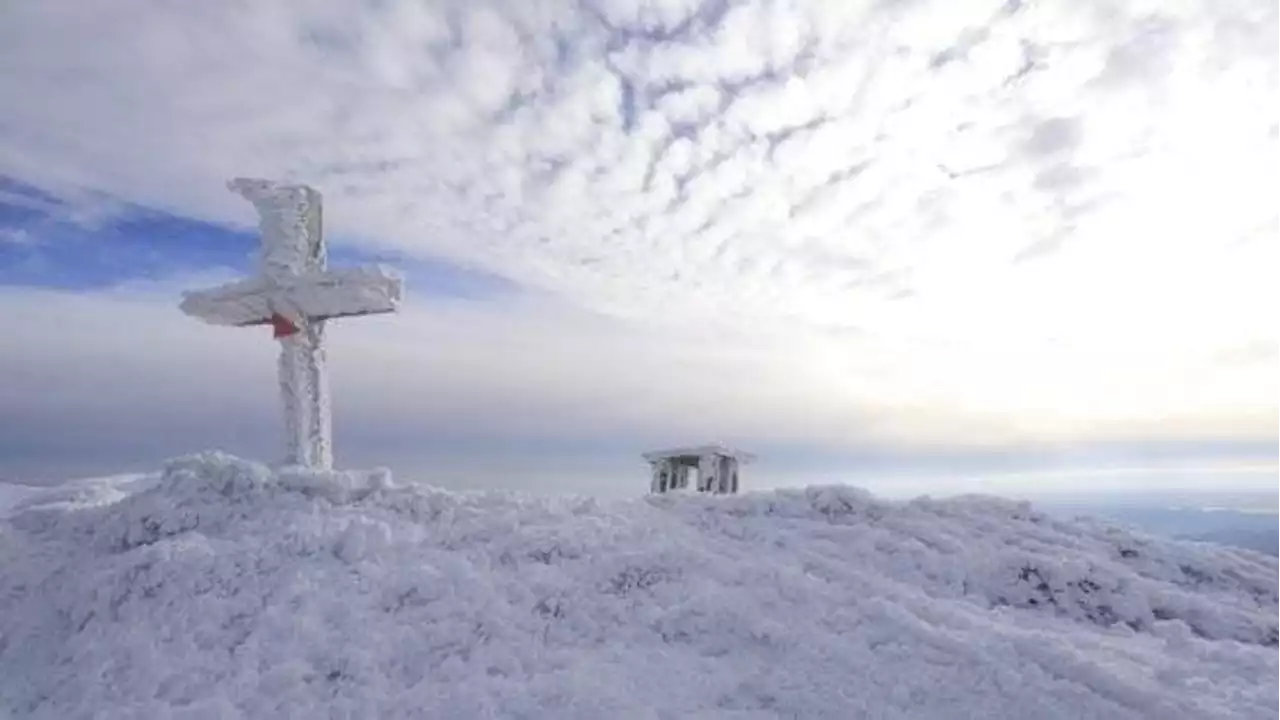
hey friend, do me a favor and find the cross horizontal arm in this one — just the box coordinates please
[180,265,405,327]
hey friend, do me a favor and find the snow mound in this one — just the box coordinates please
[0,473,153,519]
[1,453,1275,719]
[0,483,44,519]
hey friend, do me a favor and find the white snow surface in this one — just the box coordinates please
[0,483,44,519]
[0,473,152,519]
[1,453,1275,719]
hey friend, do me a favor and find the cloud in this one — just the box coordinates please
[0,276,1273,487]
[0,280,872,458]
[0,0,1275,484]
[0,228,33,247]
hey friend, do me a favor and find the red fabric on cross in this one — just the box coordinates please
[271,312,299,339]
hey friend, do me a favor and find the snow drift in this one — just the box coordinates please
[1,453,1276,719]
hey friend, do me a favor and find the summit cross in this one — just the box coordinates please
[180,178,404,470]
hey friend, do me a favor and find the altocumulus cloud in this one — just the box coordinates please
[0,0,1275,486]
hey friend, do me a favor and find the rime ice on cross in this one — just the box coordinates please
[180,178,404,470]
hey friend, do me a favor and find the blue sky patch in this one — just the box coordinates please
[0,176,517,299]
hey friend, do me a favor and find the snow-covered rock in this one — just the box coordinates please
[1,453,1275,719]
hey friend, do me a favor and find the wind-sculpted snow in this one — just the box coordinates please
[0,473,153,519]
[1,454,1275,719]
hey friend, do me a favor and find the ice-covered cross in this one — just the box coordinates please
[180,178,404,470]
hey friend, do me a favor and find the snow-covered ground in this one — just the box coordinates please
[0,483,43,518]
[1,453,1275,719]
[0,473,153,519]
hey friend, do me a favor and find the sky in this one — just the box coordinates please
[0,0,1275,497]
